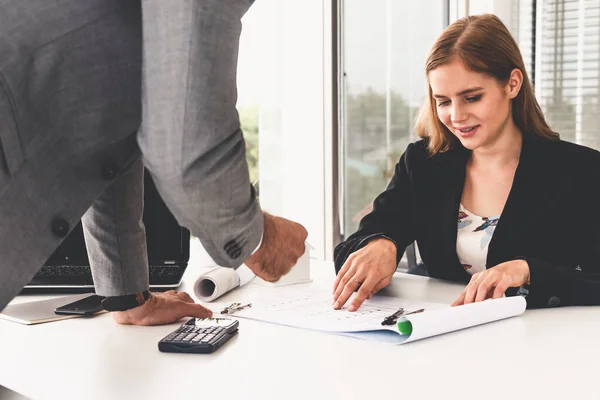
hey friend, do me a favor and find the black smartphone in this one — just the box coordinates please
[54,294,105,316]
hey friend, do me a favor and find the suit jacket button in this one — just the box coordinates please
[51,218,70,238]
[548,296,561,307]
[102,163,120,180]
[224,240,242,259]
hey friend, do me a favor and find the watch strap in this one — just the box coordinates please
[101,290,151,312]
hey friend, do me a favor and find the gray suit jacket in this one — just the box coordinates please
[0,0,263,311]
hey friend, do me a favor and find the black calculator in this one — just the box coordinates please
[158,317,239,354]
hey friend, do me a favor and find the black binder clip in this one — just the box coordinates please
[381,307,405,326]
[381,308,425,325]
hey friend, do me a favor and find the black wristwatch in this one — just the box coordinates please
[101,290,151,312]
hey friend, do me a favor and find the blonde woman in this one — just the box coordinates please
[333,14,600,311]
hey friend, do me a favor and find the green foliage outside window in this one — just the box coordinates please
[344,89,418,234]
[239,105,259,194]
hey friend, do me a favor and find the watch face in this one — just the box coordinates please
[194,317,237,329]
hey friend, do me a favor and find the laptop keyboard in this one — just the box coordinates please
[28,265,185,287]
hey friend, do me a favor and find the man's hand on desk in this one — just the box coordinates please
[112,291,212,326]
[244,212,308,282]
[332,238,397,312]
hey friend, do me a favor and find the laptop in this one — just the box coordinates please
[23,170,190,293]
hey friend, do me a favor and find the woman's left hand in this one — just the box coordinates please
[451,260,530,306]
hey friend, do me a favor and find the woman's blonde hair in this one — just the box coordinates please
[414,14,559,155]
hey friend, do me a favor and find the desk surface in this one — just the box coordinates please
[1,252,598,400]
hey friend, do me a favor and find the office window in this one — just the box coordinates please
[239,1,332,260]
[465,1,535,82]
[509,0,535,80]
[461,0,600,149]
[340,0,447,237]
[537,0,600,149]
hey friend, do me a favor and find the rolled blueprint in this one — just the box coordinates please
[193,264,255,302]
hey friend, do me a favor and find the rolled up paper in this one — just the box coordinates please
[193,265,255,302]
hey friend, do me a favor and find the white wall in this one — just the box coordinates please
[0,385,29,400]
[252,0,333,261]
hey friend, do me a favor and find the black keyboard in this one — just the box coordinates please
[158,318,239,354]
[28,265,185,286]
[149,265,186,284]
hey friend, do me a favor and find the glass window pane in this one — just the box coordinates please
[538,0,600,149]
[341,0,447,238]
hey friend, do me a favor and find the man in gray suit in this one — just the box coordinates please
[0,0,308,324]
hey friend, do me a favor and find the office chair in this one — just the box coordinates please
[404,242,429,277]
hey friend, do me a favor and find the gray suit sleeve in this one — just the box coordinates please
[81,158,149,297]
[138,0,263,268]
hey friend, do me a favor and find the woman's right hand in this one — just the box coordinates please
[332,238,398,311]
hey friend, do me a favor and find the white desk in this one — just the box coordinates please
[1,257,598,400]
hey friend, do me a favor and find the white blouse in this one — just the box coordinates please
[456,204,501,275]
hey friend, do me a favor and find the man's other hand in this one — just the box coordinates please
[244,212,308,282]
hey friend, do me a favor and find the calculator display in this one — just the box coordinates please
[194,317,238,328]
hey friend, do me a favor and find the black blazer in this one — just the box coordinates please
[334,135,600,309]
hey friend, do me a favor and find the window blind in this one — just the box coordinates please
[538,0,600,149]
